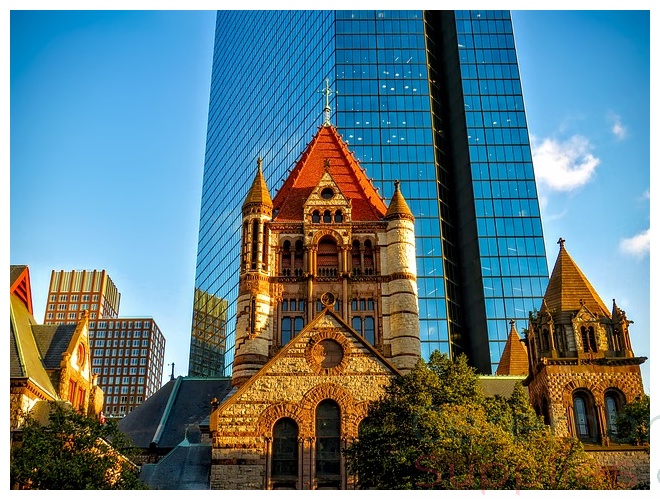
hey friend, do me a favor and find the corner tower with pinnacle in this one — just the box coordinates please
[232,158,275,387]
[524,238,646,445]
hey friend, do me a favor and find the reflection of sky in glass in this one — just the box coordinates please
[196,10,548,376]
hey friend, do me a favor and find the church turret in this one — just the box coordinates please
[381,181,420,373]
[233,158,274,387]
[524,238,646,445]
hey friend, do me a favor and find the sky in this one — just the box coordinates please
[6,4,653,393]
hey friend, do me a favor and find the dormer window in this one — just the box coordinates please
[321,187,334,199]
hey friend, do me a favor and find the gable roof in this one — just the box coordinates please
[542,240,610,317]
[218,308,401,413]
[118,376,233,450]
[9,294,59,399]
[10,265,33,315]
[272,125,387,221]
[495,320,528,376]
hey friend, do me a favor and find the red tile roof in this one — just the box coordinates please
[272,125,387,221]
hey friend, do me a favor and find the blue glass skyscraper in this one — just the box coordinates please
[189,10,548,377]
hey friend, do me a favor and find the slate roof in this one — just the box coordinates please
[118,376,233,450]
[140,442,212,490]
[479,375,526,398]
[31,324,78,370]
[542,240,610,317]
[272,125,388,221]
[495,320,528,376]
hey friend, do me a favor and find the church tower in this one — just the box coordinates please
[524,238,646,445]
[232,158,274,387]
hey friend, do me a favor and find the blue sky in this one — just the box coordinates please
[7,6,652,392]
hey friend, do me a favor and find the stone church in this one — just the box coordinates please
[208,121,420,489]
[117,118,648,489]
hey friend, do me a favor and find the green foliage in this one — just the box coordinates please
[345,352,612,490]
[10,403,146,490]
[613,394,650,446]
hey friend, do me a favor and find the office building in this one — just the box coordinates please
[43,269,166,417]
[193,10,548,376]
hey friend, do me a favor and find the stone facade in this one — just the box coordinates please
[523,239,648,486]
[210,311,398,489]
[209,123,421,489]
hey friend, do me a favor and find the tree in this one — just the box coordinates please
[344,352,611,490]
[613,394,650,446]
[10,402,146,490]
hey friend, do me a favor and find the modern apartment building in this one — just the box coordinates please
[88,317,166,418]
[43,269,165,417]
[192,10,548,376]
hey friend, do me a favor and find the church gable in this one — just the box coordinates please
[216,308,400,416]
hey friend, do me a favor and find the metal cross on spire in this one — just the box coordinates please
[319,78,337,126]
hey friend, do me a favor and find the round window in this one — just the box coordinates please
[320,187,334,200]
[312,339,344,368]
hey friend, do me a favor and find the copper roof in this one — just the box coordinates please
[242,158,272,209]
[272,125,387,221]
[495,320,528,376]
[385,180,414,219]
[542,240,610,317]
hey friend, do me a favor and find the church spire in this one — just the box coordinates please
[242,157,273,210]
[495,319,528,376]
[385,180,414,220]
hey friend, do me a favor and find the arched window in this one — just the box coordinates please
[272,418,299,483]
[317,237,339,277]
[294,240,304,276]
[281,241,292,276]
[323,210,332,223]
[242,221,249,269]
[364,239,374,274]
[251,220,259,269]
[316,400,341,485]
[581,326,597,353]
[262,225,269,271]
[573,391,599,443]
[334,210,343,223]
[351,240,361,274]
[604,390,624,440]
[312,210,321,223]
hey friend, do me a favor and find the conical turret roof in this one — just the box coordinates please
[242,158,272,209]
[385,180,414,219]
[495,320,528,376]
[541,238,609,317]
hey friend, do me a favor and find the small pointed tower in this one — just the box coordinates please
[524,238,646,444]
[495,319,528,376]
[233,158,274,387]
[381,180,420,372]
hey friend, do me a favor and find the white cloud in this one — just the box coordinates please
[619,228,650,258]
[609,113,628,140]
[531,135,600,191]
